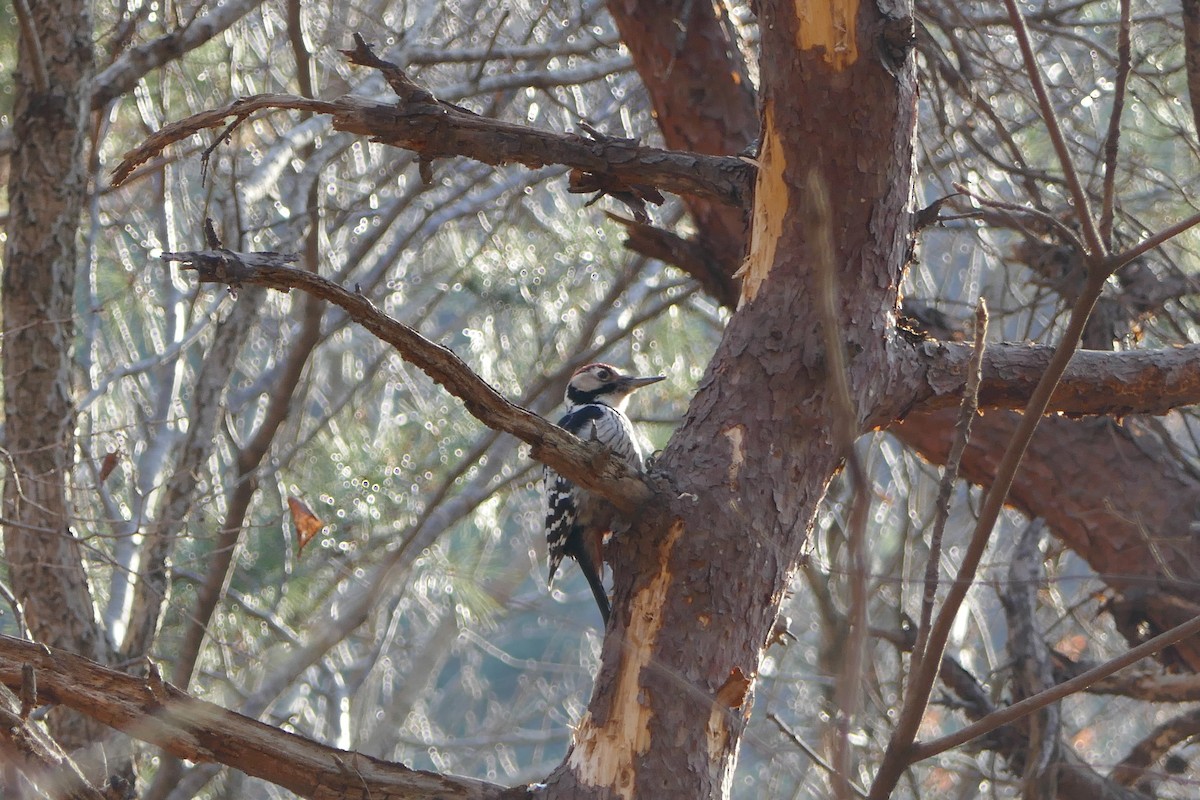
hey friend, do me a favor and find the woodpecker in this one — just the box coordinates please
[543,363,664,624]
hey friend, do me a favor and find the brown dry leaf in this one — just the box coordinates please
[98,449,122,483]
[1055,633,1088,660]
[287,495,326,556]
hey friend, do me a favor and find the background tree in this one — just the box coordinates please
[6,0,1200,799]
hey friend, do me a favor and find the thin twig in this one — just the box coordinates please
[911,300,987,680]
[1099,0,1132,248]
[909,608,1200,762]
[768,713,868,799]
[1002,0,1105,257]
[868,269,1107,800]
[1104,209,1200,272]
[808,170,869,800]
[953,183,1087,256]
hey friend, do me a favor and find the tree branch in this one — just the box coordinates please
[158,248,654,512]
[111,71,752,209]
[1056,664,1200,703]
[910,610,1200,763]
[91,0,262,109]
[894,339,1200,418]
[0,681,108,800]
[0,636,514,800]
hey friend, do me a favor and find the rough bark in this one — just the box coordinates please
[899,341,1200,418]
[3,0,111,748]
[545,0,918,795]
[608,0,1200,677]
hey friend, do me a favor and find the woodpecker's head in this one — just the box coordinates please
[564,363,664,410]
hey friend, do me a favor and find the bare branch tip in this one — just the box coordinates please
[203,218,223,249]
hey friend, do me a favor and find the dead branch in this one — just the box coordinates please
[159,247,654,512]
[0,681,108,800]
[605,214,738,307]
[0,635,515,800]
[111,38,752,208]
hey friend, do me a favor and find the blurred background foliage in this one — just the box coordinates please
[5,0,1200,796]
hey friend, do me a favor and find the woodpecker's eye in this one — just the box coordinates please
[597,368,612,381]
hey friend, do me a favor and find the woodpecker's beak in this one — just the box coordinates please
[619,374,665,393]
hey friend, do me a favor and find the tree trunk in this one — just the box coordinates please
[546,0,917,794]
[605,0,756,308]
[3,0,110,748]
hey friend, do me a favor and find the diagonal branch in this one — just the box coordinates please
[1109,706,1200,786]
[0,681,107,800]
[158,247,653,512]
[91,0,262,109]
[909,610,1200,764]
[0,635,513,800]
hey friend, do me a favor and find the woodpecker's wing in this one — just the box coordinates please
[557,403,644,468]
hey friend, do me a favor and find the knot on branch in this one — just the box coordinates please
[161,219,297,297]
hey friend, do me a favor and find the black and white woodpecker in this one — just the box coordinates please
[543,363,664,624]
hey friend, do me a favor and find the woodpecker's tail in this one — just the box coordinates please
[577,550,611,625]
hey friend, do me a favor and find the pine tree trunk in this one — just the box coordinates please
[3,0,110,749]
[546,0,918,795]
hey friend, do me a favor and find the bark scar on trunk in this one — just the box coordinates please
[735,106,786,307]
[796,0,861,68]
[707,667,752,757]
[568,519,685,798]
